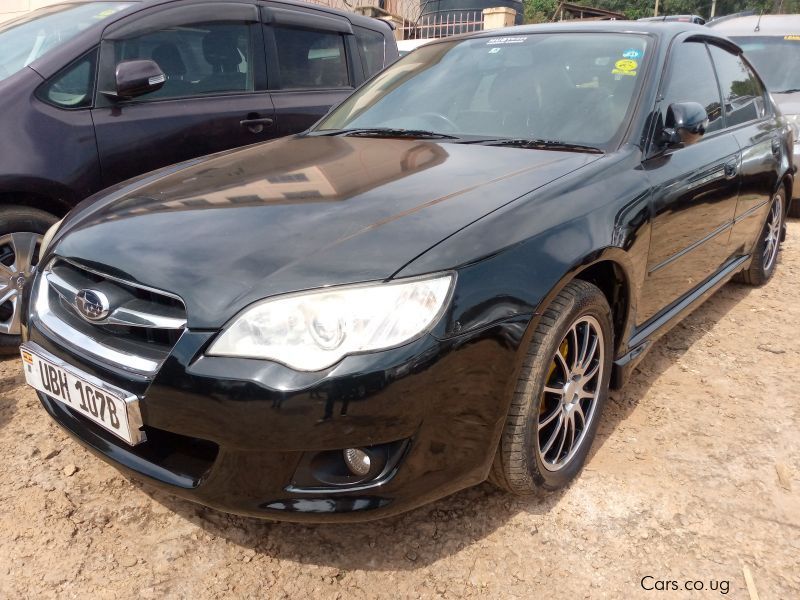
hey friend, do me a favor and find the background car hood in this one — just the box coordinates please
[773,91,800,116]
[54,135,600,328]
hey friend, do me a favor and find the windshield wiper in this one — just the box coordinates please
[322,127,459,140]
[775,88,800,94]
[478,138,604,154]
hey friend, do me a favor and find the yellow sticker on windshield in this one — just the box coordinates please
[614,59,638,72]
[93,7,124,19]
[784,35,800,40]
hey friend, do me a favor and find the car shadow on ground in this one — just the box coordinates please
[588,281,753,459]
[0,354,25,432]
[138,280,755,571]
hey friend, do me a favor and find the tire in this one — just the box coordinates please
[490,280,613,494]
[0,206,58,355]
[734,189,785,286]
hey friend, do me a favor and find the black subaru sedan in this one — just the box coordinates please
[22,22,792,521]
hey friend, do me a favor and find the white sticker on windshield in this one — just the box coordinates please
[486,36,528,45]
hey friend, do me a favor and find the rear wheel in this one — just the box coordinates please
[0,206,58,355]
[491,280,613,494]
[735,189,784,286]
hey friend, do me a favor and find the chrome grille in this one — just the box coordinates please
[33,259,186,376]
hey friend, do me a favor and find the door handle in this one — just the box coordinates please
[240,116,274,134]
[724,160,738,178]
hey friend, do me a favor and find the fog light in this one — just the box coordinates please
[343,448,371,476]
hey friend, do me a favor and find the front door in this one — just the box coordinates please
[91,2,276,187]
[639,39,741,324]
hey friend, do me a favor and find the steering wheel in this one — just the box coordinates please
[418,112,459,132]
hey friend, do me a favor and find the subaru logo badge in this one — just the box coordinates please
[75,289,110,321]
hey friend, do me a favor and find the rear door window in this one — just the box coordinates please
[272,26,350,89]
[708,44,766,127]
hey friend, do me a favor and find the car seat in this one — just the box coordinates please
[150,42,193,97]
[199,29,246,92]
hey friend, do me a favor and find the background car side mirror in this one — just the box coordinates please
[109,60,165,100]
[661,102,709,148]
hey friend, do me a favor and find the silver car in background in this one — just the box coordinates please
[709,14,800,216]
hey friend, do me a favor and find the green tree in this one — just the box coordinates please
[523,0,797,22]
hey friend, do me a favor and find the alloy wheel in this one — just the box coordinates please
[0,232,41,335]
[762,195,783,272]
[537,315,605,471]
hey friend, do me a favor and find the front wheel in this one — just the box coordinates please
[0,206,58,355]
[490,280,613,494]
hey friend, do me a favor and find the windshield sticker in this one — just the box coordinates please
[784,35,800,40]
[486,36,528,45]
[614,59,637,72]
[612,59,638,76]
[94,6,128,19]
[488,47,502,54]
[622,48,642,59]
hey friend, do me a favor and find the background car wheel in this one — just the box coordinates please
[734,189,784,286]
[788,196,800,219]
[0,206,58,355]
[490,280,613,494]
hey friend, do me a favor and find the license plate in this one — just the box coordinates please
[21,343,145,445]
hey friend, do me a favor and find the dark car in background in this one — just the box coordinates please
[21,22,792,521]
[0,0,397,351]
[708,14,800,216]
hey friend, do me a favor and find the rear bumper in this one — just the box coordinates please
[26,316,528,522]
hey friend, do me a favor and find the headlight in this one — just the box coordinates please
[207,273,454,371]
[38,219,63,261]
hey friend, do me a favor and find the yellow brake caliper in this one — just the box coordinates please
[541,339,569,414]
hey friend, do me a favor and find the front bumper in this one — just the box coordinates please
[26,314,528,522]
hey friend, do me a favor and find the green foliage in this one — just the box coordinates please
[522,0,800,22]
[525,0,559,22]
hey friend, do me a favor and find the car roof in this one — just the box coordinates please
[42,0,392,32]
[707,14,800,35]
[421,20,729,45]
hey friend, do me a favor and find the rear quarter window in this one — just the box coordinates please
[354,26,386,77]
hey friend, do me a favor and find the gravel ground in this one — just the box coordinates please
[1,222,798,599]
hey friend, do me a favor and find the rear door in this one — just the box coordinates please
[639,39,742,324]
[706,43,782,256]
[262,5,358,136]
[91,1,276,187]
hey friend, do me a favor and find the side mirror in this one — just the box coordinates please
[110,59,165,100]
[661,102,708,147]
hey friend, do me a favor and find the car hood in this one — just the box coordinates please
[53,135,601,328]
[773,91,800,116]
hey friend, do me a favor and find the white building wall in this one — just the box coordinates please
[0,0,65,24]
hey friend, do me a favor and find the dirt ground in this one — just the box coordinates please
[1,223,798,600]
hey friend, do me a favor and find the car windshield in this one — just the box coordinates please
[316,33,650,147]
[732,36,800,93]
[0,2,132,82]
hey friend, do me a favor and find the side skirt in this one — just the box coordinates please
[611,254,749,389]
